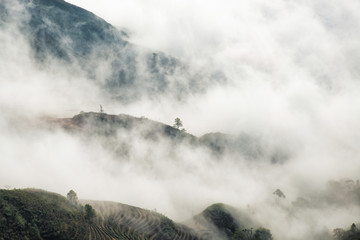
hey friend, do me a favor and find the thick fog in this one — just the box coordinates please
[1,0,360,239]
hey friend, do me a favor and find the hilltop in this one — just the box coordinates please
[49,112,195,141]
[45,111,291,164]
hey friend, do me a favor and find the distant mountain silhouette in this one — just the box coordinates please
[0,0,223,101]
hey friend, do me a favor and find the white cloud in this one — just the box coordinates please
[1,0,360,239]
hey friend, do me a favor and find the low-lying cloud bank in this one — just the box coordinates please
[1,0,360,239]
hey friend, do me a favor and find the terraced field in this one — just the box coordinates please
[0,189,274,240]
[83,200,202,240]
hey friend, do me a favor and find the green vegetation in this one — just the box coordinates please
[0,189,202,240]
[198,203,273,240]
[203,203,240,238]
[0,189,89,240]
[156,217,177,240]
[0,189,274,240]
[84,204,96,223]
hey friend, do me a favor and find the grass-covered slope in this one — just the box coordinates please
[0,189,202,240]
[0,188,276,240]
[0,188,281,240]
[0,189,89,240]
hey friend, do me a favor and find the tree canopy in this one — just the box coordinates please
[173,117,186,132]
[66,190,78,205]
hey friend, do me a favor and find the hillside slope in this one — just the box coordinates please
[82,200,201,240]
[0,189,89,240]
[0,0,215,101]
[0,189,275,240]
[47,112,291,164]
[50,112,194,141]
[0,189,202,240]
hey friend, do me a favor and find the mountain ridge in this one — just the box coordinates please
[45,111,291,164]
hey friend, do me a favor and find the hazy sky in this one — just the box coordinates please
[1,1,360,239]
[66,0,360,135]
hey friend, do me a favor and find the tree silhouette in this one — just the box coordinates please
[173,118,186,132]
[85,204,96,223]
[173,118,182,129]
[67,190,78,204]
[273,189,286,198]
[351,223,357,232]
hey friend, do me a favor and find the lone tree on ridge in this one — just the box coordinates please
[67,190,78,204]
[173,117,186,132]
[173,118,183,129]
